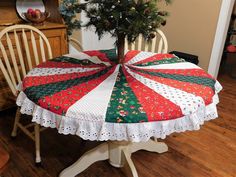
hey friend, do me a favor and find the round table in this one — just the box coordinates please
[17,50,222,177]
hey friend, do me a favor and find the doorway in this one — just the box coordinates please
[208,0,235,78]
[219,5,236,78]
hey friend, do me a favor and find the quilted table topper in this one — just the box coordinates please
[17,50,222,142]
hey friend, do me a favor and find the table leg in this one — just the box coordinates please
[109,140,168,177]
[59,143,109,177]
[121,147,139,177]
[130,139,168,154]
[59,140,168,177]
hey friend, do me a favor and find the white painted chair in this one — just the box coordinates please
[125,29,168,143]
[0,24,52,164]
[69,37,83,53]
[125,29,168,53]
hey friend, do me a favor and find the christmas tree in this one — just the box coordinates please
[60,0,171,63]
[59,0,82,35]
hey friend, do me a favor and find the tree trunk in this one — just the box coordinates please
[117,33,125,64]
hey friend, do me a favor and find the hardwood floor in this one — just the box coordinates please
[0,74,235,177]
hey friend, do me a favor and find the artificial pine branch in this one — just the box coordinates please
[83,0,171,43]
[59,0,82,35]
[60,0,171,62]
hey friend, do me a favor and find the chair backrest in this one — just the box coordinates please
[125,29,168,53]
[0,25,52,96]
[69,37,84,53]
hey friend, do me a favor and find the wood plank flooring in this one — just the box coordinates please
[0,73,235,177]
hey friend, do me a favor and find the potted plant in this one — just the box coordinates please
[60,0,171,63]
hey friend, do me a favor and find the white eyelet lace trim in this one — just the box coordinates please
[16,81,222,142]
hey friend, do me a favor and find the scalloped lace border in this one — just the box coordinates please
[16,81,222,142]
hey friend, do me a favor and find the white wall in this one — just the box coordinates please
[81,27,115,50]
[80,0,116,50]
[159,0,222,71]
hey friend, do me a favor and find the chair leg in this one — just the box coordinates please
[34,124,41,164]
[11,108,42,164]
[11,107,21,137]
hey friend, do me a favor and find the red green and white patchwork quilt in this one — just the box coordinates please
[16,50,222,142]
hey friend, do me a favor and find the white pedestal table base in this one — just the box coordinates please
[59,139,168,177]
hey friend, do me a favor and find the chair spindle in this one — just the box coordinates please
[22,29,33,70]
[0,41,17,90]
[14,30,27,77]
[39,36,46,62]
[6,32,21,83]
[30,30,40,65]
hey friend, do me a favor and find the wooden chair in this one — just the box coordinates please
[125,29,168,53]
[125,29,168,143]
[69,37,84,53]
[0,25,52,164]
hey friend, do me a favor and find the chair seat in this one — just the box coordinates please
[0,145,9,172]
